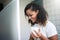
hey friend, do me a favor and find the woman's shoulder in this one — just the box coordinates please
[46,20,55,26]
[46,20,56,30]
[46,20,57,37]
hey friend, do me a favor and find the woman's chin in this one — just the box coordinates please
[32,21,35,23]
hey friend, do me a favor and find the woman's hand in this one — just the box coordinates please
[31,29,41,38]
[31,29,49,40]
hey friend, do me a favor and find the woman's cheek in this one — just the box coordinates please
[31,16,36,22]
[31,19,36,23]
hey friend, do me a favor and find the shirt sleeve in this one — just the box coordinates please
[46,22,58,38]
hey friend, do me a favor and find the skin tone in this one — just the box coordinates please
[26,9,58,40]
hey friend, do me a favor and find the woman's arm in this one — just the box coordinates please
[39,34,58,40]
[29,33,58,40]
[32,30,49,40]
[48,34,58,40]
[34,30,58,40]
[30,28,58,40]
[39,33,49,40]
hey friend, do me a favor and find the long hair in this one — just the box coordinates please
[24,3,48,26]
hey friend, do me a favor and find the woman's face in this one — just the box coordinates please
[26,9,39,23]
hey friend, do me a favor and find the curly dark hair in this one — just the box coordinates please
[24,3,48,26]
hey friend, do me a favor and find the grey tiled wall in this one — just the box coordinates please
[43,0,60,39]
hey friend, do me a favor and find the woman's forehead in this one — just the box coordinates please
[26,9,32,12]
[26,9,33,14]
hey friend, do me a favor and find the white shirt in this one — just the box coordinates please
[31,21,58,40]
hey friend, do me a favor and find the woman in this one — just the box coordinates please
[24,3,58,40]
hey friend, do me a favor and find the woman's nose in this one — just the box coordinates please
[28,16,31,19]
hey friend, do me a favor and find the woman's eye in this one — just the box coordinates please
[30,15,32,16]
[28,15,32,16]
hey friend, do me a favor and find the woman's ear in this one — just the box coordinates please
[36,10,39,14]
